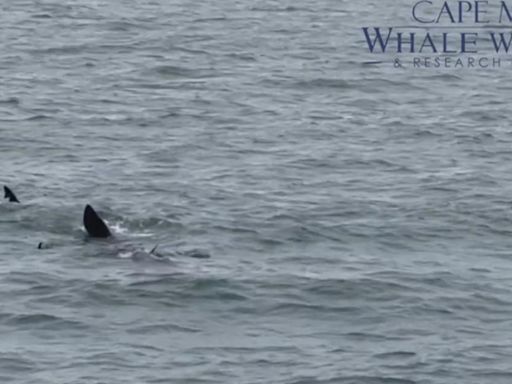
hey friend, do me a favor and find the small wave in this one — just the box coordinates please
[152,65,199,78]
[225,52,257,62]
[374,351,417,359]
[2,313,87,330]
[107,221,129,235]
[413,129,443,138]
[109,221,153,238]
[293,78,353,90]
[118,251,133,259]
[24,114,51,121]
[177,249,211,259]
[127,276,248,301]
[124,216,182,231]
[193,16,228,23]
[31,13,52,19]
[288,377,416,384]
[424,73,462,81]
[131,322,201,334]
[0,354,36,373]
[0,97,20,105]
[266,302,358,315]
[251,6,306,12]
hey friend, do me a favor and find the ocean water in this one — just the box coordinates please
[2,0,512,383]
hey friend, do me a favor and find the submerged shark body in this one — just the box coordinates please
[82,204,166,259]
[1,186,209,260]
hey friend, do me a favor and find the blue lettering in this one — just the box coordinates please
[490,33,512,52]
[461,33,478,53]
[397,32,416,53]
[419,33,438,53]
[458,1,472,23]
[413,0,435,23]
[500,1,512,22]
[475,1,489,23]
[437,2,456,23]
[362,27,393,53]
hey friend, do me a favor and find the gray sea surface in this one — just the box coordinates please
[1,1,512,383]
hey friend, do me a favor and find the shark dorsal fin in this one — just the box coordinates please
[4,186,19,203]
[83,204,111,238]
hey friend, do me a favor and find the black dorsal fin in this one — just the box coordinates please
[4,186,19,203]
[83,204,111,238]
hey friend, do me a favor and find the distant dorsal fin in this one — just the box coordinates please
[4,186,19,203]
[83,204,111,238]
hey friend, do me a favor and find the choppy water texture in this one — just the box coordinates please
[1,0,512,383]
